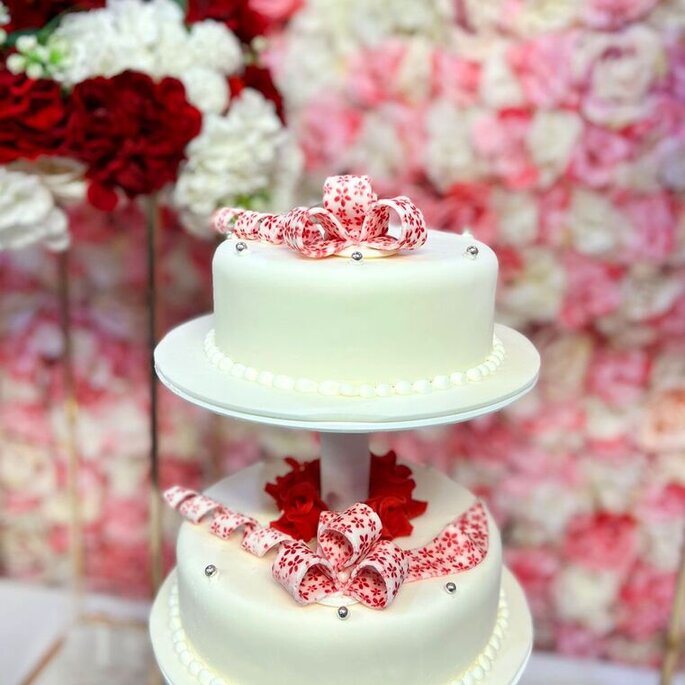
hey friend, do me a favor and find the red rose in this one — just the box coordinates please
[4,0,105,32]
[229,65,284,120]
[269,480,327,541]
[186,0,270,42]
[64,71,202,210]
[0,70,68,163]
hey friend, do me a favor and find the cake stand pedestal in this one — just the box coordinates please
[155,314,539,508]
[152,313,540,683]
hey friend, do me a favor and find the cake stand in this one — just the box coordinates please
[151,313,540,684]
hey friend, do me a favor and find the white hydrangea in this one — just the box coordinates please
[45,0,242,113]
[173,89,303,237]
[277,0,455,106]
[554,566,621,634]
[0,167,69,252]
[424,102,483,191]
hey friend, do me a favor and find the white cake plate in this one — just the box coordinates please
[150,567,532,685]
[154,315,539,432]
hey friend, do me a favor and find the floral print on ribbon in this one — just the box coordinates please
[165,486,489,609]
[212,175,427,258]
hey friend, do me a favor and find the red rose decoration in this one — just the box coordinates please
[63,70,202,210]
[186,0,269,42]
[265,458,327,540]
[265,452,427,542]
[4,0,105,32]
[367,451,428,539]
[0,70,68,164]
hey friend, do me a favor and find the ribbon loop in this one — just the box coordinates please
[213,175,427,259]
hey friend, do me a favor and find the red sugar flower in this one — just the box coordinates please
[265,452,428,542]
[63,70,202,210]
[0,70,68,164]
[3,1,105,32]
[186,0,270,42]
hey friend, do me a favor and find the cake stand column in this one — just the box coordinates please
[319,432,370,510]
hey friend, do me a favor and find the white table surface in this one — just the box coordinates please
[1,580,682,685]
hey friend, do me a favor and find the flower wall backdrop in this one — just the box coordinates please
[1,0,685,669]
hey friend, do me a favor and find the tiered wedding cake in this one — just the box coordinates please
[150,176,534,685]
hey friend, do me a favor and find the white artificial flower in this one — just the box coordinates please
[424,102,483,191]
[641,518,685,571]
[46,0,242,114]
[498,247,565,327]
[173,89,303,237]
[585,397,640,443]
[11,157,86,204]
[527,110,582,187]
[567,188,624,256]
[580,455,646,512]
[512,0,579,36]
[554,566,621,634]
[573,25,666,128]
[648,0,685,29]
[491,189,539,245]
[538,332,594,402]
[618,264,685,322]
[344,112,405,181]
[276,0,454,106]
[0,168,69,252]
[180,67,231,115]
[479,41,525,109]
[393,37,434,104]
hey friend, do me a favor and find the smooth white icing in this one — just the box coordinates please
[165,582,509,685]
[204,329,505,397]
[211,230,499,392]
[173,461,504,685]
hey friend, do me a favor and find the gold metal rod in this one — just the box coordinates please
[58,249,84,596]
[147,195,163,593]
[660,528,685,685]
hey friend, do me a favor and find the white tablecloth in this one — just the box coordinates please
[2,580,682,685]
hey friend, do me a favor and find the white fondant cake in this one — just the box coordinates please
[209,229,500,398]
[164,461,506,685]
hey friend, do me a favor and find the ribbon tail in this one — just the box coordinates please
[282,207,347,258]
[405,501,490,581]
[272,541,338,605]
[346,540,409,609]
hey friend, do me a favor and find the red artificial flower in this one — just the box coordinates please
[0,70,69,164]
[229,65,284,120]
[265,458,327,540]
[367,451,428,539]
[3,0,105,32]
[186,0,270,42]
[265,452,427,542]
[63,70,202,210]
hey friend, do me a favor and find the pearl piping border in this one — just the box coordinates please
[204,331,505,398]
[165,583,508,685]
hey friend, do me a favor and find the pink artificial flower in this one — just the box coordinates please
[248,0,303,22]
[346,41,408,107]
[298,99,363,171]
[472,109,538,189]
[616,191,677,263]
[617,562,676,640]
[569,124,636,188]
[431,50,481,106]
[580,0,659,30]
[507,546,560,619]
[538,184,571,247]
[639,482,685,522]
[587,348,651,407]
[563,512,639,574]
[507,32,579,108]
[554,623,608,659]
[560,252,624,329]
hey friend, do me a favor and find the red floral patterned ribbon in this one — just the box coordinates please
[165,486,489,609]
[212,175,427,258]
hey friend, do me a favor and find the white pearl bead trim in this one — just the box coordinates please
[166,582,508,685]
[449,589,508,684]
[204,331,505,399]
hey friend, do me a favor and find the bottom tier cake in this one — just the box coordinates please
[150,461,533,685]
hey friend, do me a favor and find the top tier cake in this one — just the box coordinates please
[207,175,502,398]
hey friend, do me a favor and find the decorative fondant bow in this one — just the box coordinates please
[165,487,489,610]
[213,175,427,259]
